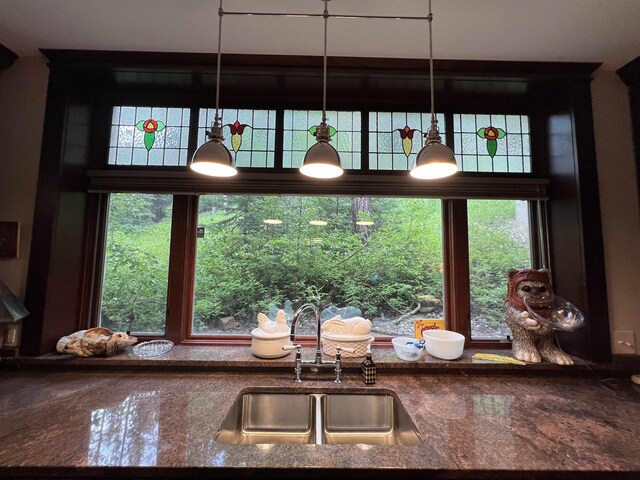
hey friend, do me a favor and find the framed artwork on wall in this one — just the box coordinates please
[0,222,20,259]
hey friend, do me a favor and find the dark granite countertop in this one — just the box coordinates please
[0,367,639,479]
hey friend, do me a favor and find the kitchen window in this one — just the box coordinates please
[467,199,531,340]
[100,193,173,335]
[191,194,444,337]
[96,105,542,347]
[23,53,607,359]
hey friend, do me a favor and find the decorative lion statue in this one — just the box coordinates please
[505,268,573,365]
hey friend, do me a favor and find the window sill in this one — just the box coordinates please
[3,345,635,377]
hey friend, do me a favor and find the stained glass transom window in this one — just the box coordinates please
[199,109,277,168]
[283,110,361,169]
[368,112,446,170]
[108,106,190,166]
[453,114,531,173]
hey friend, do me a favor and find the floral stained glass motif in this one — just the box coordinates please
[226,120,250,153]
[396,126,419,158]
[199,109,276,168]
[283,110,361,169]
[135,119,166,151]
[308,124,337,139]
[109,106,191,167]
[453,114,531,173]
[369,112,446,170]
[476,126,506,158]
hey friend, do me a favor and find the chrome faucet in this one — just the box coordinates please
[283,303,354,383]
[290,303,323,364]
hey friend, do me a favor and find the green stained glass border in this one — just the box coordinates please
[198,109,277,168]
[108,106,190,167]
[453,114,531,173]
[368,112,446,171]
[283,110,362,169]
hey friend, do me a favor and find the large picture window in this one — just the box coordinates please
[192,195,443,337]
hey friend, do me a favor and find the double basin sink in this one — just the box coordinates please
[215,389,422,446]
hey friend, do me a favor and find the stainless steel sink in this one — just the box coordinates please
[321,393,422,445]
[215,390,422,445]
[214,392,316,444]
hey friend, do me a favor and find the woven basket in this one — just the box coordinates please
[321,332,374,358]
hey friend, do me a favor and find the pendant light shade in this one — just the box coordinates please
[300,123,343,178]
[410,0,458,180]
[189,0,237,177]
[300,142,343,178]
[410,141,458,180]
[190,123,237,177]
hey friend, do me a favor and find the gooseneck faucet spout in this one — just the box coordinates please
[284,302,356,382]
[290,303,322,364]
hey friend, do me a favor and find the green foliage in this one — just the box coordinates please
[191,196,444,332]
[100,193,530,334]
[101,194,172,333]
[468,200,530,324]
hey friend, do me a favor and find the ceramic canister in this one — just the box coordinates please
[251,328,292,359]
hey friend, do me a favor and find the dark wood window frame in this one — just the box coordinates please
[88,102,548,349]
[23,51,611,362]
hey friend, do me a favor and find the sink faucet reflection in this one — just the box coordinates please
[285,303,354,383]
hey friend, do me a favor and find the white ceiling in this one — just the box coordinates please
[1,0,639,70]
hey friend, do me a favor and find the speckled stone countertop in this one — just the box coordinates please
[0,369,639,479]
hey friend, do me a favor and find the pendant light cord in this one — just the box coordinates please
[322,0,328,124]
[215,0,224,126]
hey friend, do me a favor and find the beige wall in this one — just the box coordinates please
[591,70,640,354]
[0,56,49,300]
[0,56,638,354]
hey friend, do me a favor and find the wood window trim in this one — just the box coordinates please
[23,52,610,360]
[89,189,534,348]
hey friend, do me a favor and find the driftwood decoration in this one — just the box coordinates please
[56,327,137,357]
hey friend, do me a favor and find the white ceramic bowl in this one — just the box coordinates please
[422,329,465,360]
[251,328,292,359]
[391,337,422,362]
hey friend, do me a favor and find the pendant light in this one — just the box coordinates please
[410,0,458,180]
[300,0,343,179]
[190,0,237,177]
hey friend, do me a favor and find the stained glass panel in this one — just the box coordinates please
[368,112,446,170]
[283,110,361,169]
[453,114,531,173]
[108,106,190,166]
[199,109,277,168]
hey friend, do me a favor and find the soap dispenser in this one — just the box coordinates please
[361,346,376,384]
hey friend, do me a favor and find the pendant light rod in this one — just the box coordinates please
[215,0,224,123]
[428,0,435,125]
[189,0,237,177]
[322,0,328,123]
[224,11,432,21]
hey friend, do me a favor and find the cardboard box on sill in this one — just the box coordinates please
[414,319,446,339]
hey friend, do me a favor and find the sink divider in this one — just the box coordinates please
[313,393,324,445]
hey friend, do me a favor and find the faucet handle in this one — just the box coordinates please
[337,347,356,354]
[282,344,302,351]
